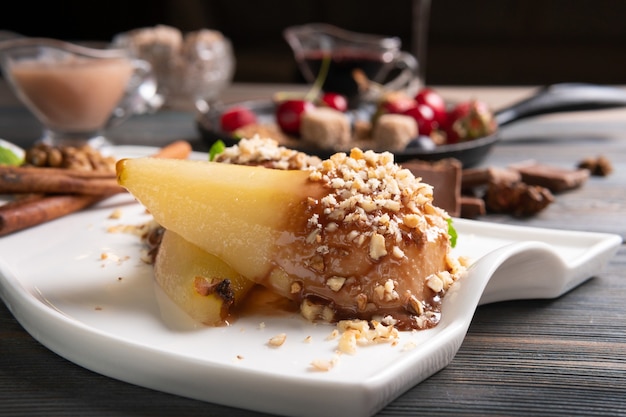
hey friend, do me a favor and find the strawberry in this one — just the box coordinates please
[444,100,497,143]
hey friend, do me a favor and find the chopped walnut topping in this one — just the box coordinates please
[290,282,302,294]
[356,293,368,312]
[267,333,287,347]
[391,246,405,259]
[214,136,322,170]
[326,276,347,292]
[321,306,335,322]
[307,254,325,272]
[369,233,388,260]
[402,213,422,229]
[380,315,398,326]
[426,274,444,293]
[407,294,425,316]
[373,279,400,302]
[306,148,445,263]
[300,299,324,321]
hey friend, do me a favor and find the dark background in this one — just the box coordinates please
[2,0,625,86]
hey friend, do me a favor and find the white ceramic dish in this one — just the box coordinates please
[0,146,621,417]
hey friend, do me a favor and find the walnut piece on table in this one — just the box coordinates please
[485,180,554,217]
[577,155,613,177]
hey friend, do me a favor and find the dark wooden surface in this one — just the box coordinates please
[1,84,625,417]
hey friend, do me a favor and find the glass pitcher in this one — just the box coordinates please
[284,23,420,108]
[0,36,159,148]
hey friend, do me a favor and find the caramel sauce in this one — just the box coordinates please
[237,285,299,318]
[254,188,451,331]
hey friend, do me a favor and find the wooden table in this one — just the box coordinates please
[1,83,625,416]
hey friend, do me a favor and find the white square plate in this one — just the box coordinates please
[0,146,621,417]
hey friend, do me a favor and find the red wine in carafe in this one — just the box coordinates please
[303,51,389,106]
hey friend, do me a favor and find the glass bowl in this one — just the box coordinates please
[112,25,235,113]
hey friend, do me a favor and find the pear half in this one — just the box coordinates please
[154,229,255,325]
[117,157,321,280]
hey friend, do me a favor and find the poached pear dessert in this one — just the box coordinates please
[117,137,464,330]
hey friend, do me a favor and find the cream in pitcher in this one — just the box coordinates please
[9,57,134,132]
[0,37,158,148]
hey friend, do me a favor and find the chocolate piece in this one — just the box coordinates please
[485,181,554,217]
[462,166,521,190]
[509,160,589,192]
[402,158,461,217]
[460,196,486,219]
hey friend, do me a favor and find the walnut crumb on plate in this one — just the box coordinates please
[335,319,400,355]
[268,333,287,347]
[310,354,340,372]
[108,208,123,219]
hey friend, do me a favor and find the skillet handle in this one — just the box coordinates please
[494,83,626,127]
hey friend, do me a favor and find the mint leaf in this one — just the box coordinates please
[446,218,458,248]
[208,140,226,161]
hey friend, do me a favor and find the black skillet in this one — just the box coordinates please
[197,83,626,167]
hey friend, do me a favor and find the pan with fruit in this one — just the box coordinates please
[197,83,626,167]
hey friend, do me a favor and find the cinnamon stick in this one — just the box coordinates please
[151,140,192,159]
[0,171,122,195]
[0,140,193,236]
[0,165,116,179]
[0,193,110,237]
[0,140,193,196]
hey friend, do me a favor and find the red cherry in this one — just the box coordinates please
[402,103,436,136]
[415,88,447,127]
[276,99,315,135]
[320,92,348,112]
[220,106,257,133]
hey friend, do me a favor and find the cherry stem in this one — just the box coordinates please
[305,52,331,102]
[273,51,331,103]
